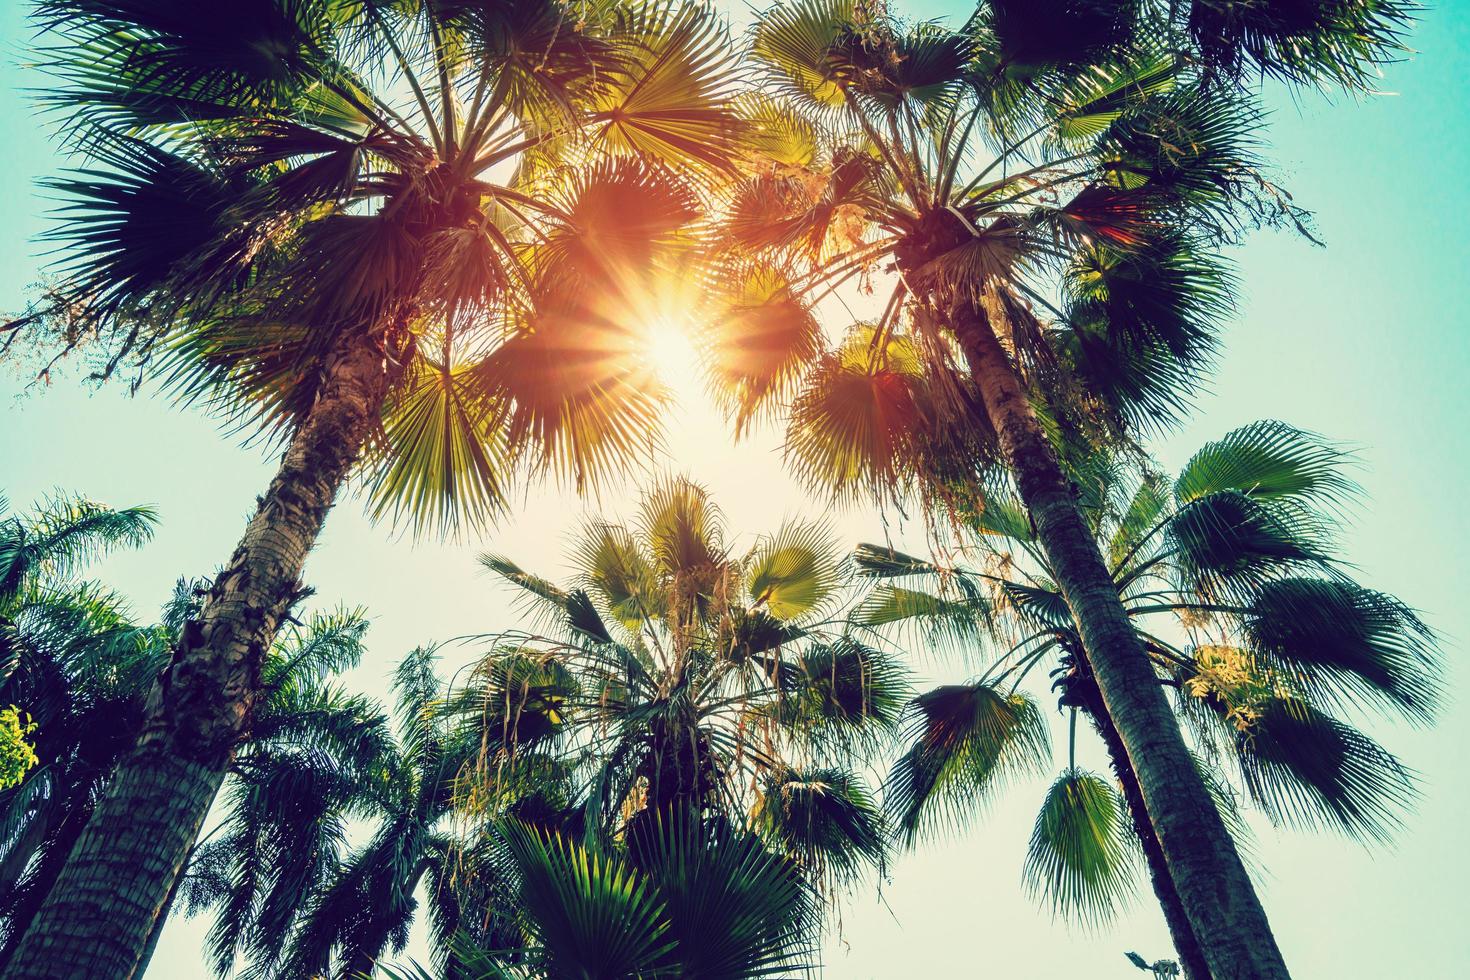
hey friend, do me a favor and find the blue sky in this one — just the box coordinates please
[4,3,1469,976]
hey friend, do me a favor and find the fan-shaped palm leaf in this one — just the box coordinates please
[886,682,1050,843]
[1022,768,1138,926]
[1233,698,1416,844]
[746,519,841,622]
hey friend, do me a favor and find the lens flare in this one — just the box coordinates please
[639,314,706,403]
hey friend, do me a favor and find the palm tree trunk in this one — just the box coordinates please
[950,288,1288,980]
[1083,691,1212,980]
[6,331,391,980]
[130,856,184,980]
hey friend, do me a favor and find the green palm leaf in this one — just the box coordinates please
[1166,490,1330,596]
[852,584,989,658]
[1243,577,1441,722]
[0,494,156,601]
[1234,698,1416,844]
[1022,768,1138,925]
[571,521,659,631]
[754,766,885,885]
[750,0,856,110]
[745,519,841,622]
[501,821,674,978]
[1059,234,1232,431]
[785,328,929,496]
[628,810,818,979]
[886,682,1050,843]
[593,1,741,174]
[1174,420,1357,509]
[637,476,726,582]
[366,360,512,537]
[1184,0,1418,88]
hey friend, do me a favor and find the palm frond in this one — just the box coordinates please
[594,1,741,175]
[704,264,822,433]
[774,637,909,744]
[1174,420,1357,509]
[1165,490,1330,597]
[264,607,370,687]
[570,521,659,631]
[1107,471,1169,569]
[852,584,989,659]
[1235,698,1417,844]
[365,359,512,537]
[0,494,156,600]
[1182,0,1418,88]
[753,766,885,887]
[886,682,1050,844]
[852,543,947,579]
[1058,234,1232,431]
[784,328,930,497]
[1243,577,1441,723]
[637,476,726,582]
[745,519,842,622]
[499,820,673,977]
[750,0,857,111]
[1022,767,1137,926]
[628,810,819,978]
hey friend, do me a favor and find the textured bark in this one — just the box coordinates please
[1081,684,1212,980]
[5,332,390,980]
[131,858,183,980]
[950,291,1288,980]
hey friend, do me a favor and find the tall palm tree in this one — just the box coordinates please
[0,580,377,972]
[10,2,740,974]
[468,477,900,889]
[0,491,157,951]
[710,4,1294,974]
[182,645,501,979]
[853,421,1441,978]
[184,479,894,978]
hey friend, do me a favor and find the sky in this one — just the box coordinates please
[3,2,1470,977]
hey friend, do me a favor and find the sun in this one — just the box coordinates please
[639,314,707,403]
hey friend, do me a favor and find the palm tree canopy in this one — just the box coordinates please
[0,492,156,607]
[180,643,494,979]
[21,0,744,533]
[0,495,386,965]
[855,421,1442,920]
[379,809,820,980]
[470,476,902,889]
[697,0,1293,519]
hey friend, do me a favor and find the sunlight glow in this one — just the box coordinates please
[639,315,707,404]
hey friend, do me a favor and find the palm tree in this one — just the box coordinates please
[183,479,893,978]
[10,2,741,974]
[0,576,377,972]
[0,579,164,968]
[699,3,1396,973]
[0,490,157,632]
[853,421,1441,978]
[711,1,1423,970]
[182,644,501,979]
[468,477,900,891]
[380,810,821,980]
[0,491,157,954]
